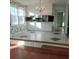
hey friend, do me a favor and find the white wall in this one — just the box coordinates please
[64,1,69,35]
[27,2,53,15]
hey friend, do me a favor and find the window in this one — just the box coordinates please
[18,8,25,24]
[10,4,18,25]
[10,4,25,26]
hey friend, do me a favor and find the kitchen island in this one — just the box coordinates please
[10,31,69,48]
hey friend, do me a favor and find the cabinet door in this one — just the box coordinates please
[10,49,15,59]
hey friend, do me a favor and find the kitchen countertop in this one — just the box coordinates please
[10,31,69,48]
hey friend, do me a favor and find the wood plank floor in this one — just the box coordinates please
[10,45,69,59]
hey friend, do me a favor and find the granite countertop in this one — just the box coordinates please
[10,31,69,48]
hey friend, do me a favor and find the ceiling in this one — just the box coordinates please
[11,0,68,6]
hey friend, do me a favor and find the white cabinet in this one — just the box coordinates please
[27,22,54,31]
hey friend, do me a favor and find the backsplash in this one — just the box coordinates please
[10,24,27,34]
[10,22,54,34]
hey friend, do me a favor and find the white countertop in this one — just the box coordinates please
[11,31,69,48]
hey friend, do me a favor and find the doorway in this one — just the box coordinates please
[57,12,64,27]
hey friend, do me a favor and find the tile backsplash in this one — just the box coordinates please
[10,22,54,34]
[10,24,27,34]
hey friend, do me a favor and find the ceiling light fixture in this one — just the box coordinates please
[36,0,46,13]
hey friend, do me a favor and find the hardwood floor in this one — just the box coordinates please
[10,45,69,59]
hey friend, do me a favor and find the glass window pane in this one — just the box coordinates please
[18,16,25,24]
[11,15,18,25]
[10,4,18,25]
[18,8,25,24]
[10,5,17,16]
[18,9,24,16]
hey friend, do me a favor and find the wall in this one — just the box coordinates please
[64,1,69,35]
[27,2,53,15]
